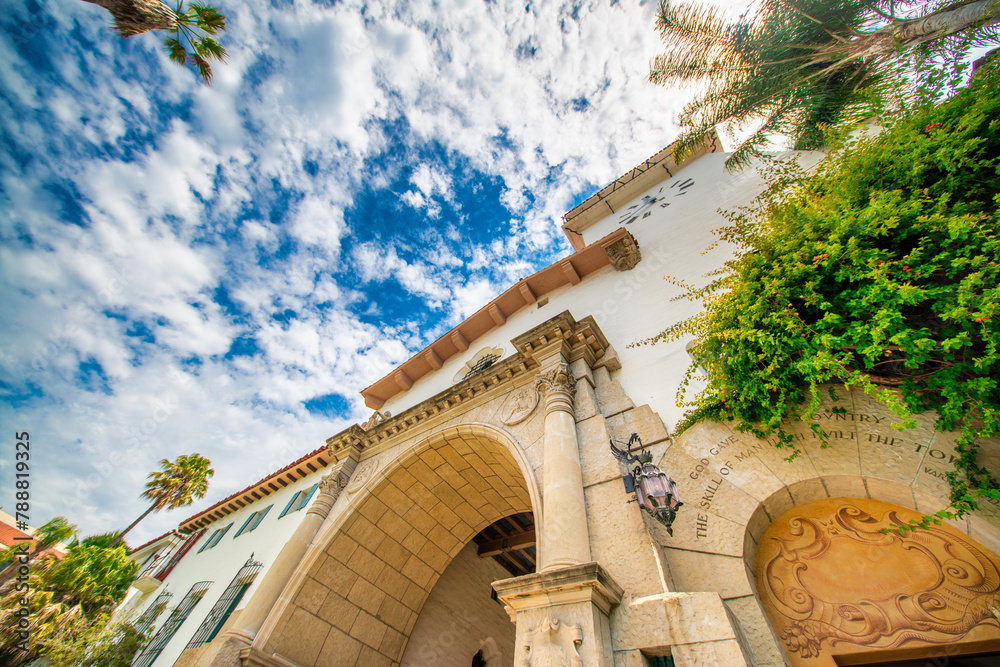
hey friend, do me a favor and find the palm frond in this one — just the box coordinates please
[164,36,187,65]
[191,3,227,33]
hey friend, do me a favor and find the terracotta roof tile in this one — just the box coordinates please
[178,444,329,533]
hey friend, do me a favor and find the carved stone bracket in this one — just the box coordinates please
[520,617,584,667]
[603,232,642,271]
[494,562,623,667]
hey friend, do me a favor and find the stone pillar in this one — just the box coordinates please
[206,462,354,667]
[536,362,593,572]
[493,563,622,667]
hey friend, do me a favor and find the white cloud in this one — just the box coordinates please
[0,0,695,545]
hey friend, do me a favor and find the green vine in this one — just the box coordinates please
[640,63,1000,519]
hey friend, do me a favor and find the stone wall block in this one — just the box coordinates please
[612,649,645,667]
[967,514,1000,557]
[571,357,601,422]
[762,487,795,523]
[793,422,862,478]
[910,487,979,534]
[746,505,770,547]
[821,475,868,501]
[585,479,666,598]
[654,506,745,558]
[611,591,738,651]
[670,421,787,502]
[863,477,918,510]
[578,413,621,488]
[607,405,670,448]
[661,549,753,599]
[594,366,634,418]
[660,441,762,530]
[272,606,331,666]
[786,478,828,506]
[724,596,788,667]
[672,639,751,667]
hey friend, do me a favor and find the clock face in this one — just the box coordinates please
[617,176,696,225]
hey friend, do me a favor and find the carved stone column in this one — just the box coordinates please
[536,363,592,571]
[207,461,355,667]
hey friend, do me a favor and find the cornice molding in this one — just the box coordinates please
[327,311,610,460]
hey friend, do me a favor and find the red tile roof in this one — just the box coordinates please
[0,523,67,559]
[0,521,32,547]
[129,529,183,555]
[178,444,331,534]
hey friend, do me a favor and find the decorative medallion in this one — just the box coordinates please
[756,498,1000,663]
[520,616,583,667]
[500,387,539,425]
[346,455,380,494]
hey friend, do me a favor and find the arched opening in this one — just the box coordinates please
[258,426,537,666]
[754,497,1000,667]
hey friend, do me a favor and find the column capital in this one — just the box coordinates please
[307,466,353,519]
[536,363,576,415]
[535,363,576,397]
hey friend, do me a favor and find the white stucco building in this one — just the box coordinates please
[121,134,1000,667]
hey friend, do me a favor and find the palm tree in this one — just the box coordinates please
[110,453,214,549]
[82,0,228,83]
[650,0,1000,169]
[0,516,76,587]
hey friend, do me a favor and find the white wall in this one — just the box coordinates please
[130,473,324,667]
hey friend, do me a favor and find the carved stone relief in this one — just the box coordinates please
[535,364,576,398]
[500,386,540,425]
[317,469,350,499]
[519,617,583,667]
[361,409,391,431]
[346,455,380,494]
[603,234,642,272]
[756,498,1000,664]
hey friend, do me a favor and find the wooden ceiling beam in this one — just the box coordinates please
[477,530,536,558]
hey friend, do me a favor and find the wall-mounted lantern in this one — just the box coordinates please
[610,433,683,535]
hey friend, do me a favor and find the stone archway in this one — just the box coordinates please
[253,425,537,666]
[753,497,1000,666]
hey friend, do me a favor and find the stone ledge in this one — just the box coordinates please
[612,591,738,651]
[240,647,304,667]
[492,561,624,616]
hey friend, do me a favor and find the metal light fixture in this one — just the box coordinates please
[610,433,683,535]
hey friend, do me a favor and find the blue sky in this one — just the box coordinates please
[0,0,693,545]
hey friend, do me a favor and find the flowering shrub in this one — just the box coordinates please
[646,64,1000,516]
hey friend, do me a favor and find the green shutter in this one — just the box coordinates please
[198,529,220,553]
[278,491,302,519]
[296,484,319,511]
[209,523,232,548]
[234,512,257,538]
[248,504,273,532]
